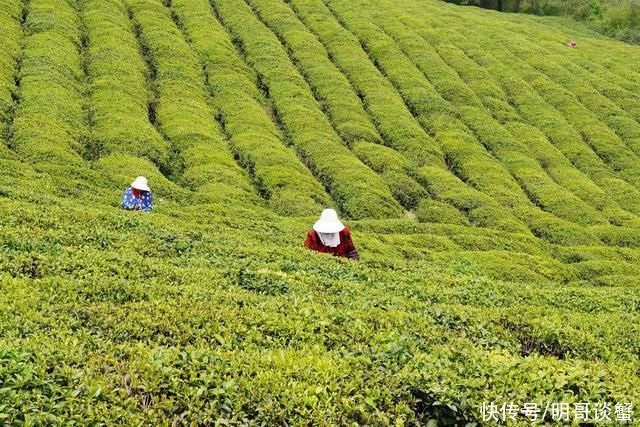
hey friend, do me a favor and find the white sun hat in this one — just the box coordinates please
[131,176,151,192]
[313,209,345,233]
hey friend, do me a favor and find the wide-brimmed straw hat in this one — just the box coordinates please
[131,176,151,192]
[313,209,345,233]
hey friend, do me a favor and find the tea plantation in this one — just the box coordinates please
[1,0,640,424]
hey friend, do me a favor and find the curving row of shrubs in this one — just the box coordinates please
[388,0,640,245]
[502,40,640,159]
[425,39,623,215]
[402,31,613,228]
[489,44,640,188]
[10,0,88,169]
[125,0,257,205]
[80,0,192,203]
[277,0,445,171]
[82,0,170,169]
[486,10,640,98]
[0,0,22,146]
[367,9,613,235]
[244,0,429,211]
[411,0,640,189]
[454,33,640,217]
[322,0,604,244]
[210,0,403,219]
[515,21,640,122]
[290,0,523,229]
[417,166,531,234]
[168,0,330,216]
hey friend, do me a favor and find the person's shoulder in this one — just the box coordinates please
[342,226,351,235]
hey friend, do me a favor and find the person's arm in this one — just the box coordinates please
[141,192,153,212]
[304,231,317,250]
[343,229,360,260]
[121,189,135,210]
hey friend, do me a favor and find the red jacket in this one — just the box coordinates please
[304,227,360,260]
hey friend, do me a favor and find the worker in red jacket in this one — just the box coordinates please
[304,209,360,260]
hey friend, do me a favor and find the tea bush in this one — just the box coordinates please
[212,0,403,219]
[83,0,171,167]
[0,0,21,139]
[2,0,640,424]
[418,166,530,233]
[11,0,88,167]
[288,0,446,170]
[170,0,331,215]
[327,0,625,248]
[127,0,258,204]
[245,0,432,210]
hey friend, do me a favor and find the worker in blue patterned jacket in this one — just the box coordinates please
[121,176,153,212]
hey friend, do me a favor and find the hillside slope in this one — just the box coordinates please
[1,0,639,424]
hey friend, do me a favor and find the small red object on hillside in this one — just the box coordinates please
[566,41,577,46]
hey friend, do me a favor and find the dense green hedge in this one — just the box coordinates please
[3,0,640,423]
[83,0,170,167]
[460,36,640,215]
[292,1,516,222]
[170,0,330,216]
[0,0,22,141]
[322,0,615,247]
[501,37,640,158]
[245,0,429,211]
[418,166,530,233]
[126,0,258,205]
[415,199,470,225]
[287,0,446,170]
[399,0,640,214]
[2,197,640,424]
[211,0,403,219]
[11,0,88,167]
[423,43,609,225]
[495,47,640,186]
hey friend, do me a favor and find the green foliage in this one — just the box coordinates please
[0,0,21,137]
[244,0,436,211]
[228,266,291,295]
[211,0,403,219]
[2,0,640,424]
[448,0,640,44]
[127,0,258,204]
[448,23,640,215]
[352,142,428,209]
[83,0,171,167]
[416,199,470,225]
[11,0,88,167]
[171,0,330,216]
[418,166,530,234]
[289,0,446,169]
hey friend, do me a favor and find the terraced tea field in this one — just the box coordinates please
[1,0,640,424]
